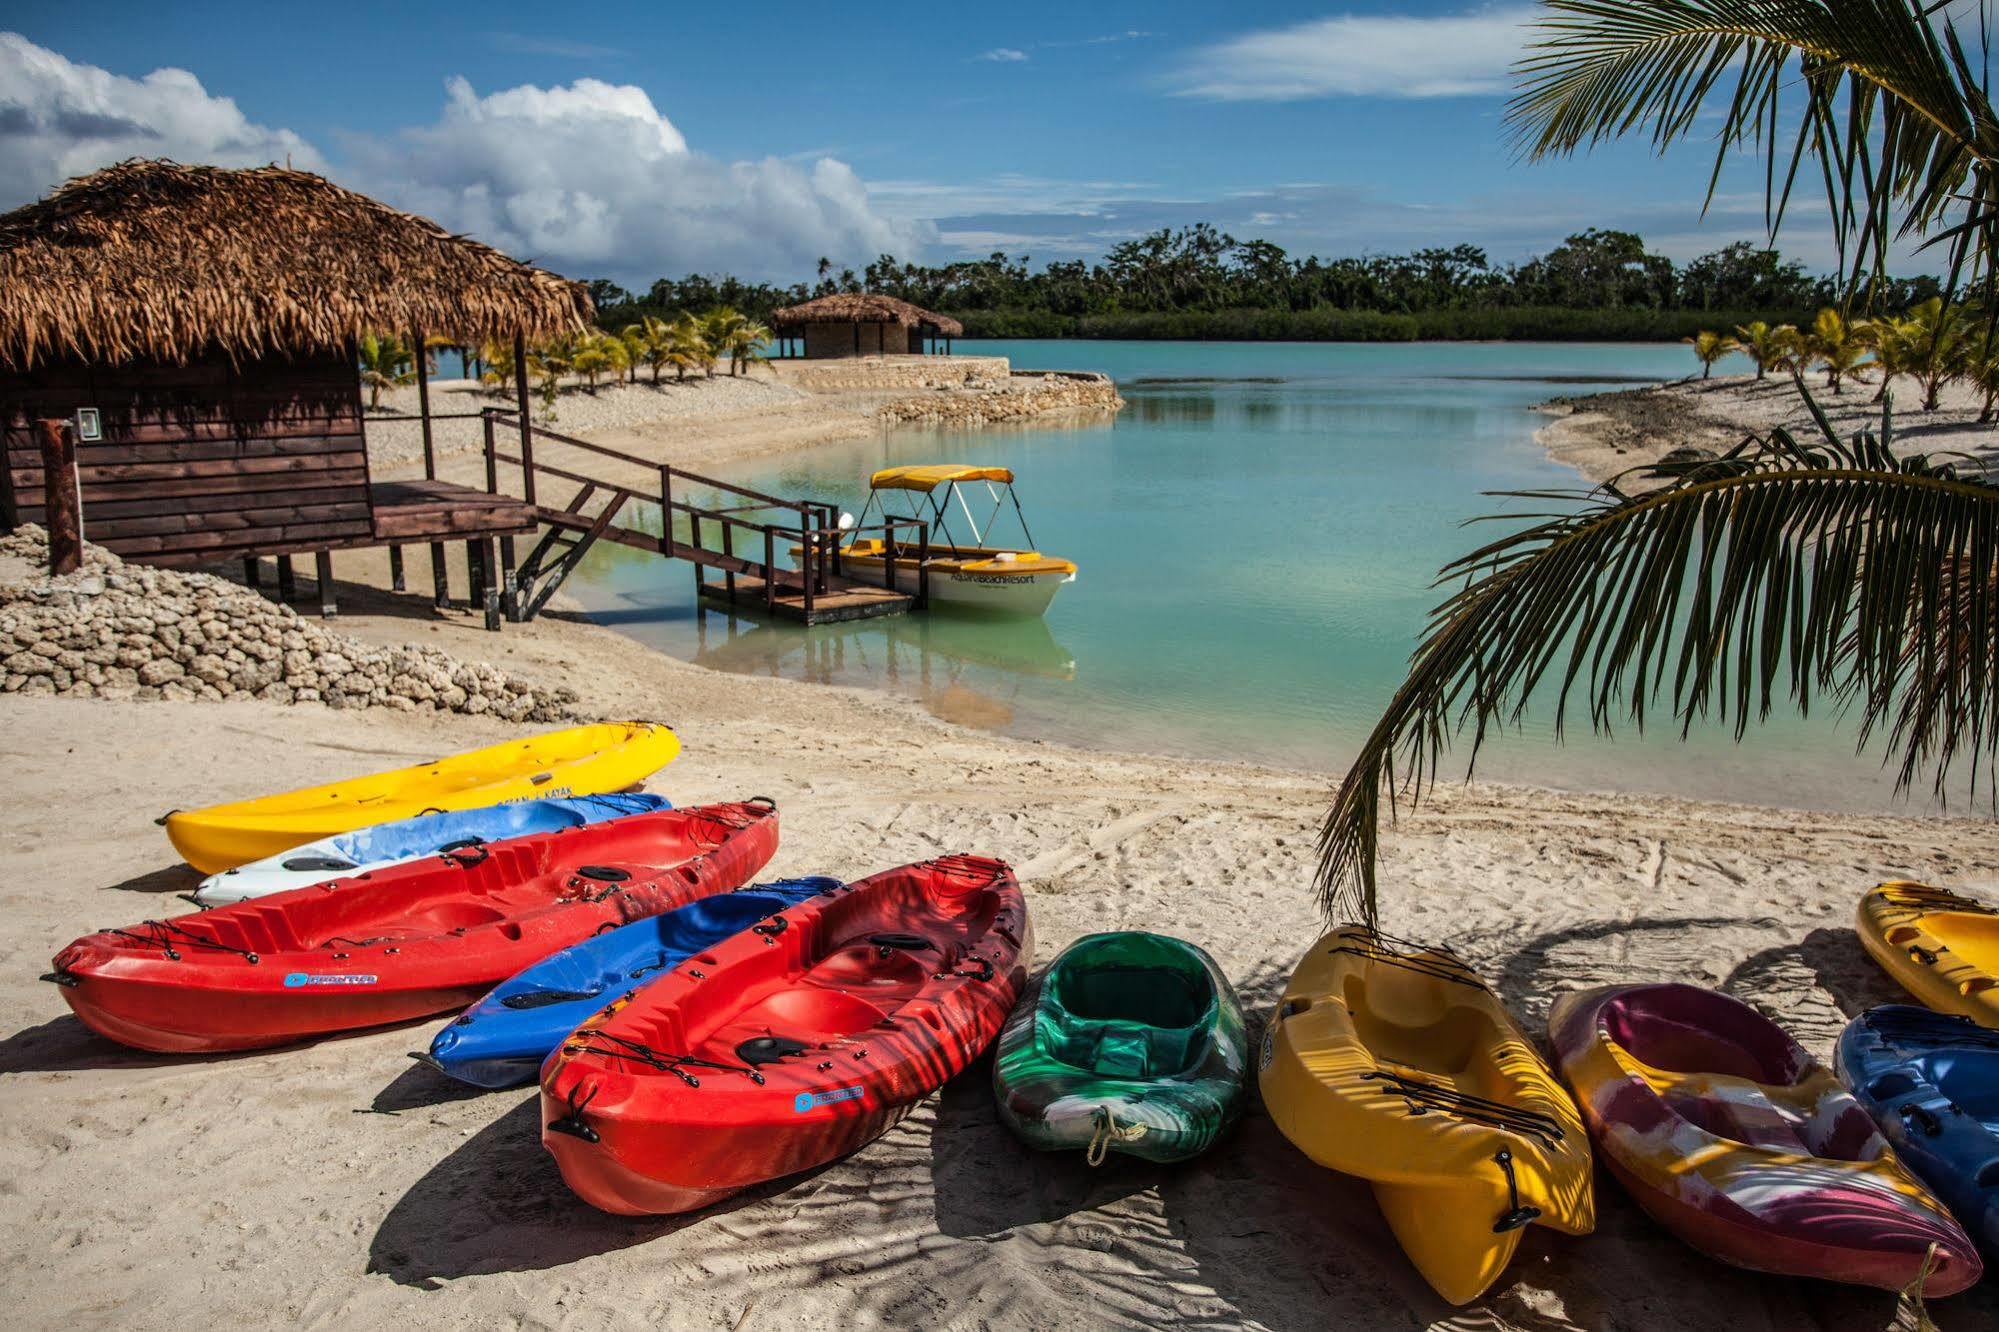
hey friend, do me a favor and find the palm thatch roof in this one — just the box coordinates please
[770,293,963,336]
[0,159,593,369]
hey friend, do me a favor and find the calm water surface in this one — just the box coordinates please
[566,339,1944,813]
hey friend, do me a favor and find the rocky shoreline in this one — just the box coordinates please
[875,369,1123,427]
[0,526,571,721]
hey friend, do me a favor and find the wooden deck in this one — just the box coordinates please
[699,575,914,623]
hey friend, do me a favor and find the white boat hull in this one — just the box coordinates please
[852,559,1072,616]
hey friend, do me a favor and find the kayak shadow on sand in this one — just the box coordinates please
[366,1057,495,1114]
[0,1013,276,1074]
[102,861,202,896]
[366,1091,835,1288]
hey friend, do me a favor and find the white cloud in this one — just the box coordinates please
[0,31,323,207]
[343,75,929,283]
[1172,6,1534,100]
[976,48,1029,63]
[0,35,927,286]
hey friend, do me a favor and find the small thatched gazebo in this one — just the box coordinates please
[0,159,591,620]
[769,294,962,359]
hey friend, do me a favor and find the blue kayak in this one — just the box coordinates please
[422,876,842,1089]
[1835,1004,1999,1261]
[191,791,670,905]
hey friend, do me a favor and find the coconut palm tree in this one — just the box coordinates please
[1682,329,1738,380]
[666,314,709,382]
[1966,321,1999,423]
[357,333,416,409]
[1317,0,1999,923]
[719,318,773,376]
[571,331,628,390]
[619,321,653,385]
[1805,308,1872,395]
[699,307,746,378]
[1898,296,1973,411]
[526,336,577,420]
[1732,320,1800,381]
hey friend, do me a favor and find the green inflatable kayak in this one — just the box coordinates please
[992,931,1248,1164]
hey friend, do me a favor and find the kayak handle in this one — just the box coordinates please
[1909,944,1945,965]
[940,955,995,982]
[1899,1103,1945,1137]
[870,932,935,953]
[753,916,790,939]
[747,796,778,811]
[1491,1150,1542,1233]
[39,970,79,988]
[153,808,181,827]
[547,1115,599,1144]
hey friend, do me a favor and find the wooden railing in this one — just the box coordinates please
[478,409,929,620]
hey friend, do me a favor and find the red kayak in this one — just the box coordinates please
[541,853,1030,1215]
[46,800,779,1053]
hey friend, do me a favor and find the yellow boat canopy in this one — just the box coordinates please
[869,464,1015,493]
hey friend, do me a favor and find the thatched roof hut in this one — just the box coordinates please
[770,294,961,359]
[771,294,964,336]
[0,159,592,369]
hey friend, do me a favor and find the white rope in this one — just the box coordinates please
[1085,1105,1148,1167]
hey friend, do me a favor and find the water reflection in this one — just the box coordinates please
[688,606,1080,730]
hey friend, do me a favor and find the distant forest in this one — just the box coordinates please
[586,225,1945,343]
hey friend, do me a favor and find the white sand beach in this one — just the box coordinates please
[4,368,1997,1330]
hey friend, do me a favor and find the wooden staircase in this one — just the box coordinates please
[480,411,926,626]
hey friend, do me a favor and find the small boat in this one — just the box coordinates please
[191,792,672,906]
[992,931,1247,1164]
[46,801,777,1053]
[162,721,680,874]
[1837,1004,1999,1263]
[541,854,1030,1215]
[806,466,1076,617]
[423,875,842,1090]
[1552,982,1981,1296]
[1261,926,1593,1304]
[1857,881,1999,1026]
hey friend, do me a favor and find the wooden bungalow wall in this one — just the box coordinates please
[0,347,373,567]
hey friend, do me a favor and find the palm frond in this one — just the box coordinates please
[1507,0,1999,301]
[1317,418,1999,925]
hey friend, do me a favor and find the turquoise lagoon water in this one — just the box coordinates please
[565,340,1946,812]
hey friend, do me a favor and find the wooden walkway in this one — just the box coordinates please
[483,411,926,626]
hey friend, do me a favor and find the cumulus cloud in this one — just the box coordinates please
[0,31,322,207]
[342,75,928,284]
[1172,6,1534,100]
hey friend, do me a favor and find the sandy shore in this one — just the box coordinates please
[5,361,1999,1328]
[1538,371,1999,489]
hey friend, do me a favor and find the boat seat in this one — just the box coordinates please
[1664,1072,1815,1154]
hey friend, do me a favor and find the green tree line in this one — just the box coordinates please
[587,227,1944,343]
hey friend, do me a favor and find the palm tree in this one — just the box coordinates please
[664,314,709,382]
[1511,0,1999,304]
[1682,329,1738,380]
[619,322,653,385]
[1318,0,1999,923]
[1733,321,1799,381]
[357,333,415,409]
[571,331,628,390]
[1316,412,1999,922]
[719,318,773,376]
[698,307,743,378]
[525,336,577,420]
[1966,321,1999,423]
[1898,296,1972,411]
[1856,317,1915,405]
[1805,308,1871,395]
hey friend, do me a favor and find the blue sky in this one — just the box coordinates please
[0,2,1956,287]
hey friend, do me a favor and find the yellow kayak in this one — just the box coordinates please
[1259,926,1593,1304]
[162,722,680,873]
[1857,881,1999,1026]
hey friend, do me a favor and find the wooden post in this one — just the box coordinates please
[388,545,405,592]
[430,543,450,609]
[722,520,736,600]
[499,536,519,622]
[412,325,436,480]
[513,331,536,506]
[916,522,931,610]
[689,511,705,598]
[763,527,776,612]
[482,412,497,494]
[801,530,815,621]
[242,557,261,589]
[480,537,501,631]
[314,549,337,619]
[276,555,297,603]
[659,467,675,557]
[35,420,81,575]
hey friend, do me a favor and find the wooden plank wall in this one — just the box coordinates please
[0,348,373,566]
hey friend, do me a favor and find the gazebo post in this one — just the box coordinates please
[503,330,535,620]
[35,419,81,575]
